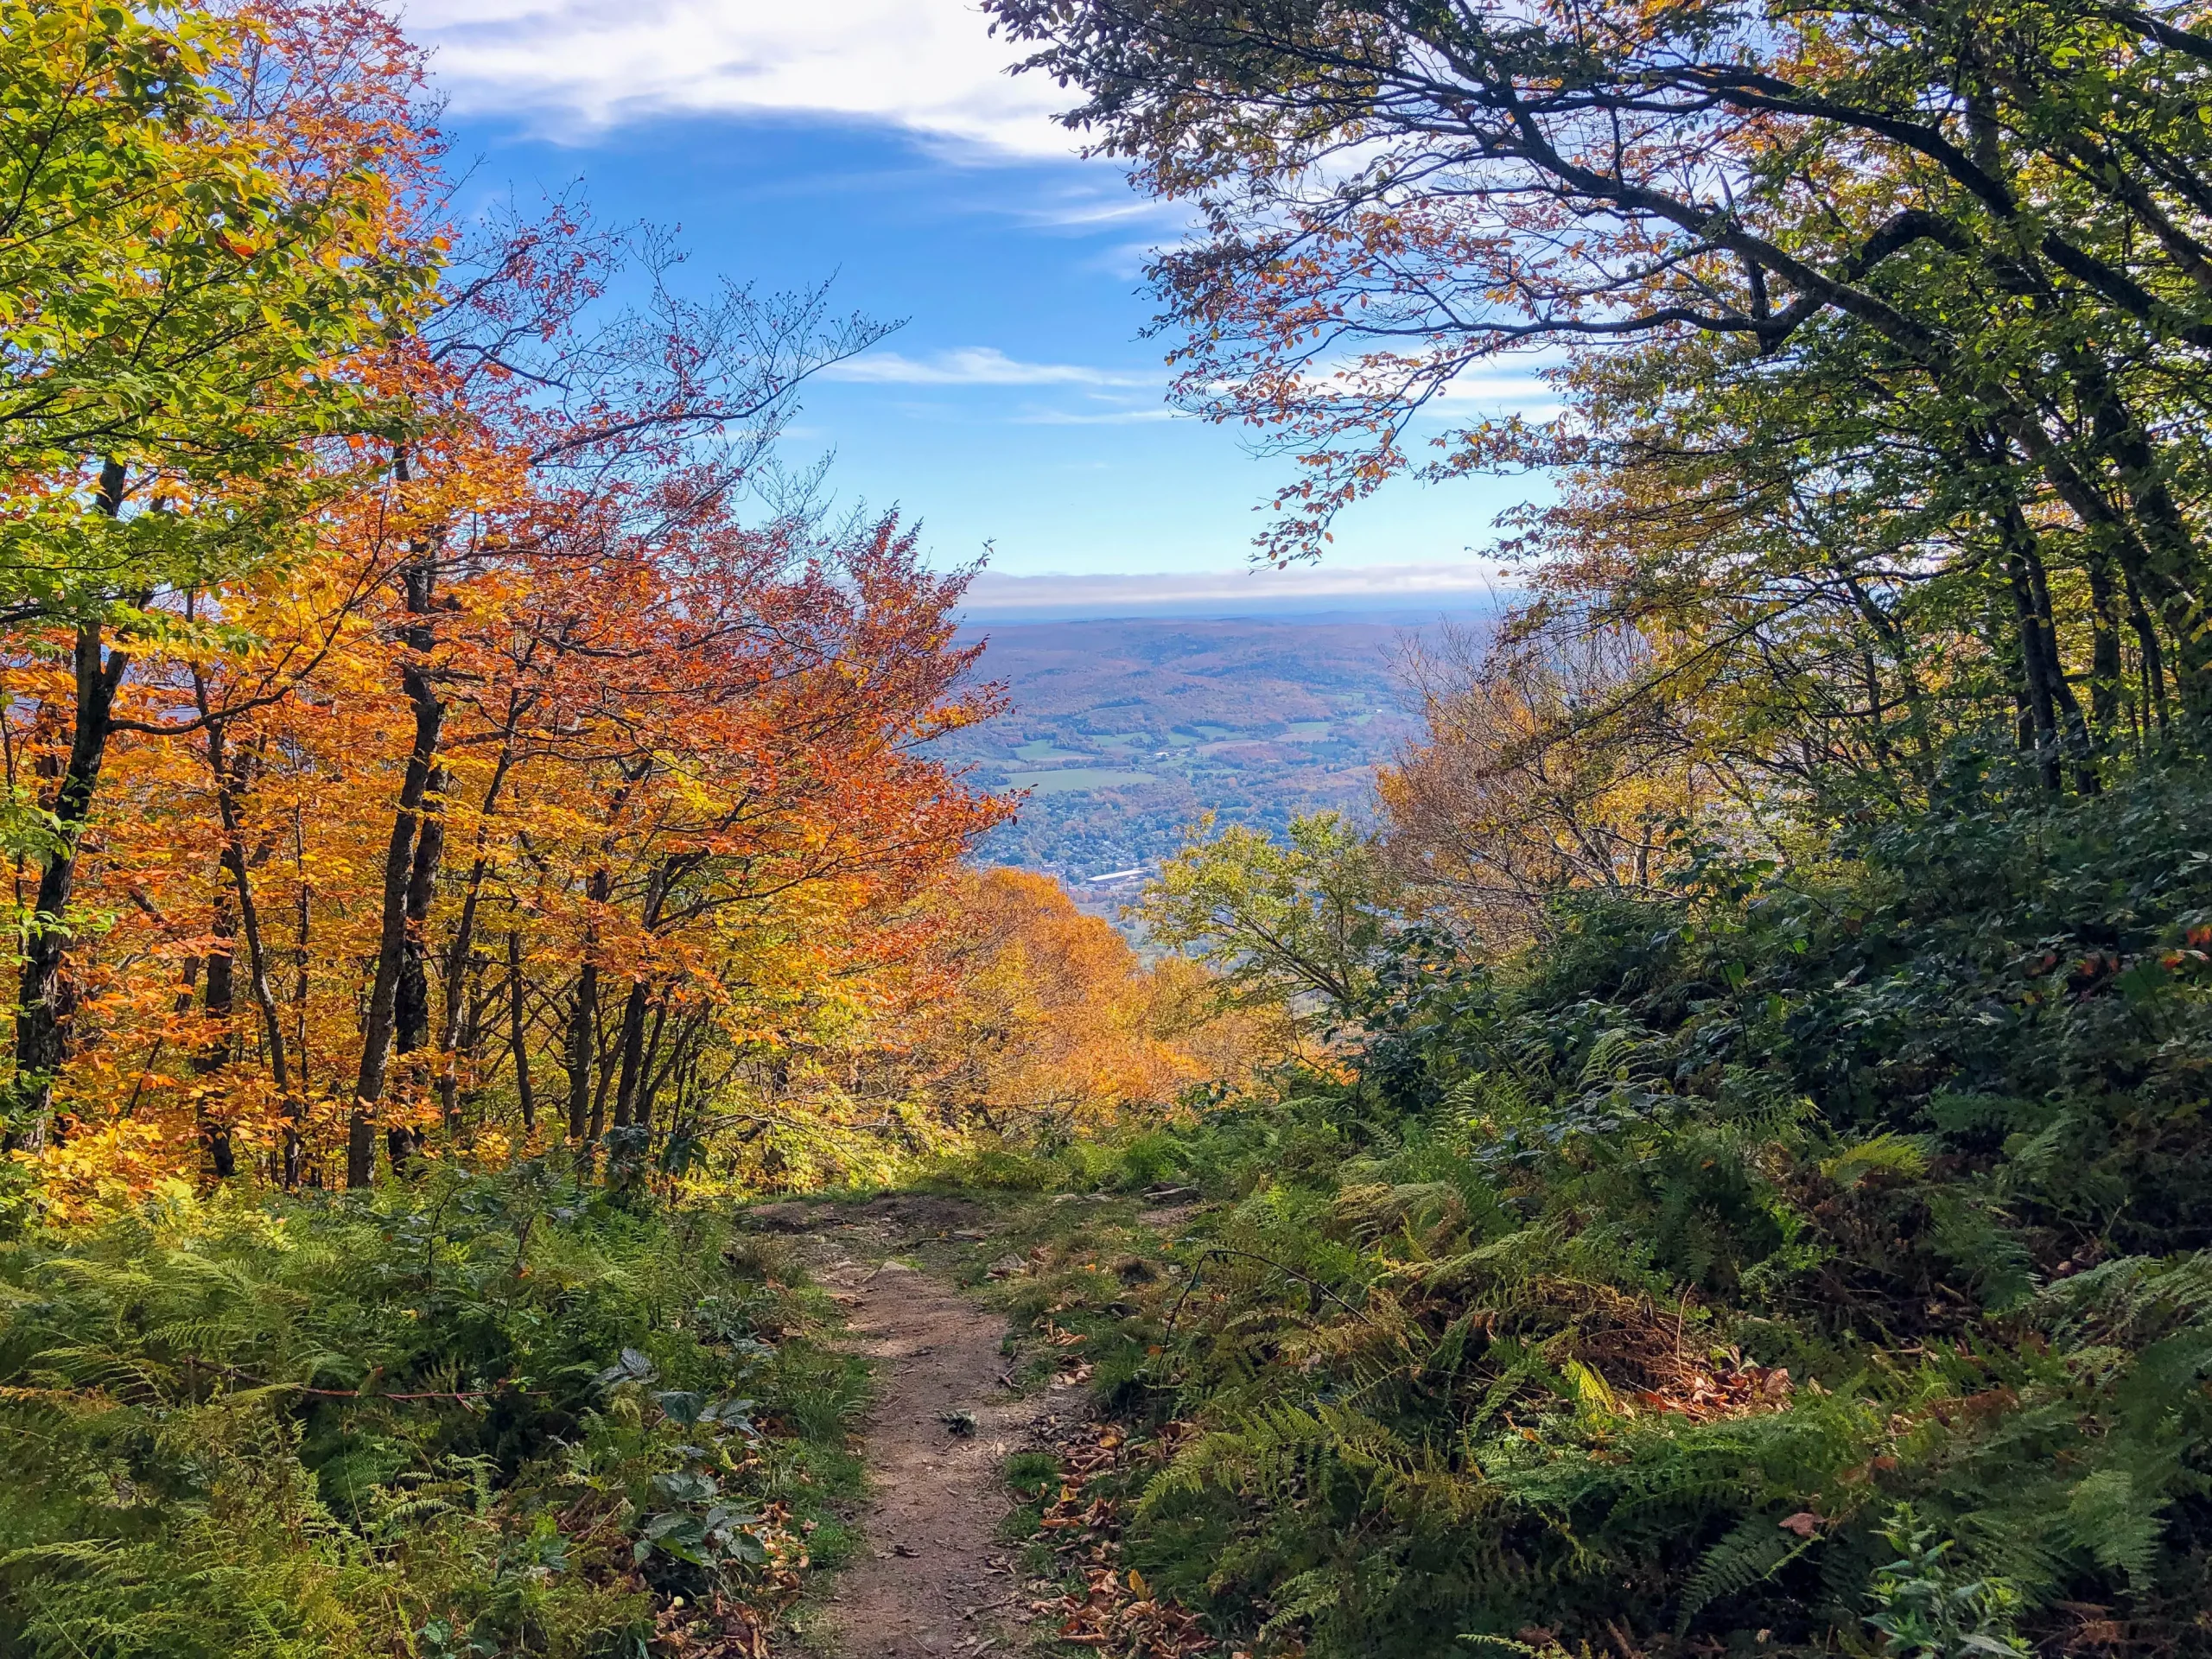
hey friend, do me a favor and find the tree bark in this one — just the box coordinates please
[350,552,443,1187]
[2122,570,2171,741]
[287,804,311,1185]
[194,884,238,1181]
[388,762,446,1172]
[196,679,301,1180]
[566,947,600,1152]
[434,753,512,1138]
[610,980,650,1132]
[2005,554,2063,791]
[2068,361,2212,718]
[508,929,536,1134]
[2018,533,2098,794]
[8,461,131,1155]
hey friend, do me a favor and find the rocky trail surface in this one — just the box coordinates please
[746,1195,1079,1659]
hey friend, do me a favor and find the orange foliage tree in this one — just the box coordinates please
[888,868,1288,1142]
[1,0,1020,1210]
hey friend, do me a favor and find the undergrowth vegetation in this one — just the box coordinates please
[0,1166,864,1657]
[958,760,2212,1657]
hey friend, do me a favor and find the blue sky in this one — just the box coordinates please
[416,0,1551,590]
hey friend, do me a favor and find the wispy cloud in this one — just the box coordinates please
[1423,365,1565,421]
[406,0,1076,154]
[961,562,1517,620]
[1016,406,1180,425]
[823,346,1157,388]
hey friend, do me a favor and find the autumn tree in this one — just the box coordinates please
[900,868,1278,1134]
[329,196,895,1185]
[1381,626,1710,945]
[0,0,436,1154]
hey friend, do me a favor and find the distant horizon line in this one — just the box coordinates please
[957,604,1502,625]
[954,561,1517,624]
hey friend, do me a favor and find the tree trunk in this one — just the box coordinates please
[195,884,238,1181]
[2068,362,2212,719]
[9,461,131,1155]
[637,1008,693,1133]
[350,554,443,1188]
[566,956,599,1151]
[434,753,512,1139]
[2005,555,2063,792]
[610,981,650,1131]
[388,762,446,1172]
[287,805,311,1185]
[2075,546,2127,740]
[509,929,536,1134]
[2122,571,2171,742]
[196,683,300,1181]
[634,998,671,1135]
[2018,533,2098,794]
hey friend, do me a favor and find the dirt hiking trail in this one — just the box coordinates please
[747,1195,1077,1658]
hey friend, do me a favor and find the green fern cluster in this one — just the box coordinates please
[0,1166,861,1658]
[996,762,2212,1657]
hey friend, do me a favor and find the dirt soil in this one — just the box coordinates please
[760,1197,1078,1658]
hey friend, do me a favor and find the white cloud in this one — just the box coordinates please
[405,0,1080,153]
[1016,406,1180,425]
[822,346,1156,387]
[1426,366,1564,420]
[961,561,1516,619]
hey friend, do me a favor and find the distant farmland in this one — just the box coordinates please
[944,613,1486,880]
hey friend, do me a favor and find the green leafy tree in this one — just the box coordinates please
[984,0,2212,793]
[1134,810,1395,1025]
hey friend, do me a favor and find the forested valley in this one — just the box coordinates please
[5,0,2212,1656]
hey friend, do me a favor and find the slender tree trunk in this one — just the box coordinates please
[195,885,238,1181]
[566,925,601,1159]
[2068,361,2212,718]
[563,766,645,1179]
[435,753,512,1138]
[2018,533,2099,794]
[2081,548,2129,741]
[638,1010,694,1133]
[351,550,443,1187]
[288,805,311,1185]
[196,685,299,1183]
[2122,571,2171,741]
[634,999,671,1135]
[564,967,595,1147]
[219,830,293,1127]
[388,762,446,1172]
[588,1016,619,1147]
[8,461,130,1154]
[508,929,535,1135]
[2005,555,2063,792]
[610,981,650,1131]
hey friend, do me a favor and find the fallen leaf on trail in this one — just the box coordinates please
[1022,1422,1215,1657]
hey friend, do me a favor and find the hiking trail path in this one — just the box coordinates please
[747,1194,1076,1659]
